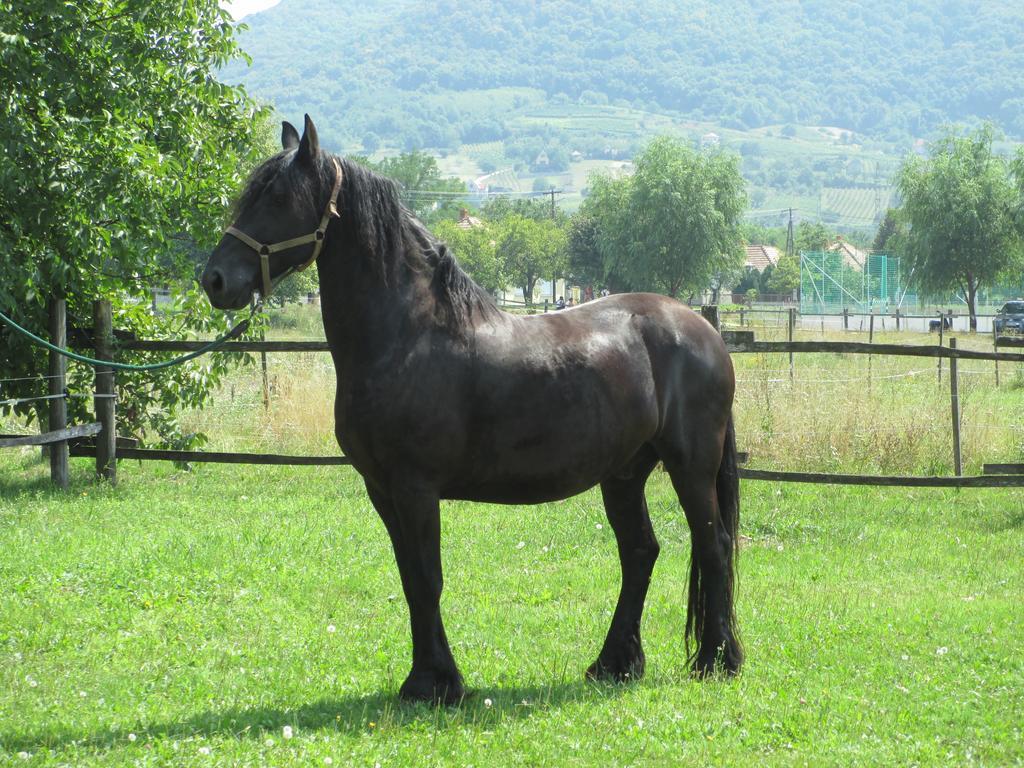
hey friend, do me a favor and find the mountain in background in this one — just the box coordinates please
[224,0,1024,227]
[229,0,1024,148]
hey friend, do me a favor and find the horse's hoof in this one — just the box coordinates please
[586,649,645,683]
[399,669,466,706]
[691,643,742,680]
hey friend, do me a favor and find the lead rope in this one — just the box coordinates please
[0,301,260,372]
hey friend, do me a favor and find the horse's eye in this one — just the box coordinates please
[267,180,289,206]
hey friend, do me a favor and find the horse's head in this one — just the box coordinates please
[202,114,342,310]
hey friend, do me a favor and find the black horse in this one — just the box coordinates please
[202,116,742,703]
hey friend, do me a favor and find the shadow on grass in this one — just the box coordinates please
[993,508,1024,530]
[0,679,632,754]
[0,449,124,498]
[0,453,63,497]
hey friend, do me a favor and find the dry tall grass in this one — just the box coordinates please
[178,306,1023,475]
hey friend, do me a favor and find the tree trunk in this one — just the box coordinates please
[967,280,978,332]
[522,274,536,307]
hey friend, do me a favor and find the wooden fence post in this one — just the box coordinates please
[48,298,68,489]
[993,326,999,387]
[260,330,270,411]
[700,304,720,332]
[949,337,962,476]
[937,312,944,384]
[93,299,116,483]
[788,307,796,381]
[868,312,875,391]
[895,308,901,331]
[842,307,848,330]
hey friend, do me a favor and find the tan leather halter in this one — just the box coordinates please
[224,157,344,298]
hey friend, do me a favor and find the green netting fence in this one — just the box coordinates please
[799,251,916,314]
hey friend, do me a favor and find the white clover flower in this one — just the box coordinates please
[128,733,137,742]
[283,725,294,740]
[198,746,211,755]
[327,624,336,634]
[484,698,493,708]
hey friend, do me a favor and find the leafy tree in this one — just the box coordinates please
[765,254,800,295]
[581,136,747,299]
[431,219,506,293]
[795,221,833,253]
[362,131,381,155]
[483,195,557,224]
[494,215,568,306]
[566,214,605,288]
[896,125,1023,329]
[372,151,467,223]
[871,209,902,252]
[0,0,268,445]
[271,267,319,307]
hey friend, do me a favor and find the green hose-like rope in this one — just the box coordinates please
[0,304,258,372]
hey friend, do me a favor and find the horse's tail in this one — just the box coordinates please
[717,413,742,665]
[685,412,743,670]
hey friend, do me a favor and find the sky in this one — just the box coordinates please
[221,0,281,20]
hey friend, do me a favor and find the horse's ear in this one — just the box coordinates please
[281,121,300,150]
[297,114,320,166]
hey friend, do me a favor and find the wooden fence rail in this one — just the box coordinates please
[9,301,1024,489]
[115,336,1024,362]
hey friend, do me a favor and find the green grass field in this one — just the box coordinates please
[2,457,1022,765]
[2,306,1023,765]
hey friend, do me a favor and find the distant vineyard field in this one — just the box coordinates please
[819,187,894,225]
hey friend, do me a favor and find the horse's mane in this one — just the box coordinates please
[233,151,498,331]
[337,157,500,331]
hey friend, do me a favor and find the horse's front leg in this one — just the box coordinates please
[365,482,464,704]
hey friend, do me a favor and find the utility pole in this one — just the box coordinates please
[785,208,795,260]
[549,187,558,219]
[873,162,883,222]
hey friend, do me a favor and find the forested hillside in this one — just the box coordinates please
[227,0,1024,152]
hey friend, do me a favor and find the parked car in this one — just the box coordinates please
[993,300,1024,334]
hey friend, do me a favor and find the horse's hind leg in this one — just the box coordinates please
[657,428,742,678]
[587,445,660,683]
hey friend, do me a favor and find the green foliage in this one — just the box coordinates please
[0,0,269,446]
[433,197,569,302]
[431,220,506,293]
[271,268,319,307]
[872,208,903,252]
[483,195,558,224]
[229,0,1024,154]
[896,125,1024,326]
[493,215,568,305]
[582,137,747,298]
[766,254,800,295]
[794,221,833,253]
[370,151,467,223]
[566,214,605,288]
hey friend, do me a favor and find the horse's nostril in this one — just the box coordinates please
[209,269,224,294]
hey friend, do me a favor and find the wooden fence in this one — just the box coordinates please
[6,301,1024,489]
